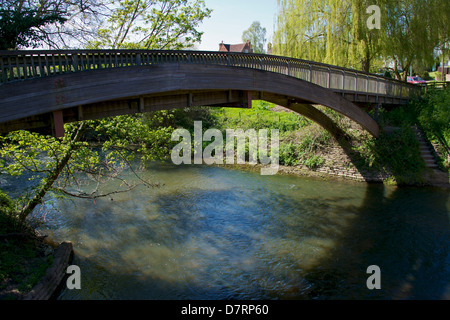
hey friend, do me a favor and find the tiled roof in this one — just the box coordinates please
[219,41,252,53]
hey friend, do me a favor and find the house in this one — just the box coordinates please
[219,40,253,53]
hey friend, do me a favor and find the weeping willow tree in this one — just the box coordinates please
[382,0,449,81]
[274,0,448,77]
[273,0,384,72]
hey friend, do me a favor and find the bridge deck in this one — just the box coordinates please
[0,49,420,104]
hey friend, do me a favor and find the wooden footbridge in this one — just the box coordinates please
[0,50,421,137]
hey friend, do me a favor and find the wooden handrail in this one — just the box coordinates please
[0,49,421,99]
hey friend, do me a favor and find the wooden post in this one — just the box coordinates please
[376,77,379,102]
[366,75,369,101]
[72,54,79,72]
[30,55,37,77]
[327,67,331,88]
[136,53,142,66]
[309,64,313,82]
[53,110,65,138]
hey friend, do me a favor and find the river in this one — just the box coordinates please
[26,162,450,299]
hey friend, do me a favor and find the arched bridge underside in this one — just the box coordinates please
[0,50,421,138]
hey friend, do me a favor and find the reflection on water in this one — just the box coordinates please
[31,162,450,300]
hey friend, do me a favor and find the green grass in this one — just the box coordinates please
[210,101,312,133]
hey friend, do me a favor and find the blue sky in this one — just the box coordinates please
[196,0,278,51]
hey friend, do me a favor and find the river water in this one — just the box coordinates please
[27,162,450,299]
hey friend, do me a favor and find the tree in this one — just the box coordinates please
[274,0,356,68]
[0,8,66,49]
[348,0,384,73]
[0,0,106,49]
[0,115,174,224]
[433,0,450,81]
[381,0,441,81]
[274,0,389,72]
[87,0,212,49]
[242,21,267,54]
[273,0,446,77]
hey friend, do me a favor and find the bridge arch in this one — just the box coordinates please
[0,63,379,137]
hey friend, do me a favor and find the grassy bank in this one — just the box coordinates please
[0,191,53,300]
[202,101,429,186]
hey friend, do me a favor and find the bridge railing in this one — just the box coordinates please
[0,49,421,100]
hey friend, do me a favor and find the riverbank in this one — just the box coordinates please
[221,161,449,189]
[0,211,73,300]
[205,100,449,188]
[0,215,53,300]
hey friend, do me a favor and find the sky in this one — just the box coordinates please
[196,0,279,51]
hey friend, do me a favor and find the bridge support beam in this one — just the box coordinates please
[262,95,346,138]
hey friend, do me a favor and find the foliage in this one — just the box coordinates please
[0,0,212,50]
[0,8,66,49]
[413,88,450,148]
[274,0,384,72]
[211,105,311,133]
[0,207,53,300]
[87,0,212,49]
[409,88,450,169]
[242,21,267,54]
[0,120,162,221]
[278,126,329,169]
[380,0,446,81]
[279,142,299,166]
[352,124,424,183]
[90,113,176,162]
[0,0,105,49]
[273,0,450,78]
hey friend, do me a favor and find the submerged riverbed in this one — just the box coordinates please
[25,162,450,299]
